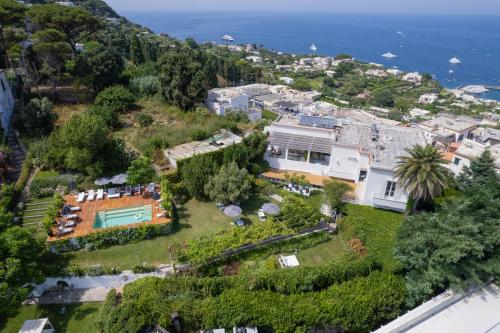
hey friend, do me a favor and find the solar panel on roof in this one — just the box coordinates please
[299,115,337,129]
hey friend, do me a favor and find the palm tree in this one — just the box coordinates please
[395,144,449,214]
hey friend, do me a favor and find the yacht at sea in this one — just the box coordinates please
[310,43,317,52]
[382,52,397,58]
[222,35,234,42]
[449,57,461,64]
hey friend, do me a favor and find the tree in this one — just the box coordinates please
[157,50,215,110]
[205,162,252,204]
[373,89,395,108]
[0,0,27,67]
[0,227,45,317]
[395,182,500,306]
[129,33,144,65]
[47,113,132,176]
[395,145,449,213]
[75,47,124,93]
[291,78,312,91]
[95,85,135,113]
[333,62,354,78]
[20,97,57,137]
[32,28,72,98]
[334,53,352,60]
[323,180,352,214]
[457,149,498,190]
[28,4,102,56]
[127,157,155,185]
[280,194,322,230]
[181,154,219,199]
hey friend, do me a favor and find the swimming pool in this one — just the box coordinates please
[93,205,153,229]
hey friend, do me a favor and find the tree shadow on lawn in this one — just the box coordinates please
[240,194,270,215]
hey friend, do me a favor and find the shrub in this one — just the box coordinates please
[94,85,135,113]
[88,105,120,128]
[134,114,153,127]
[190,128,209,141]
[225,109,249,123]
[132,263,158,274]
[129,75,160,96]
[30,173,80,198]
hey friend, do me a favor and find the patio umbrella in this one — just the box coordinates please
[111,173,128,185]
[95,177,112,186]
[61,205,71,216]
[261,203,281,215]
[223,205,242,218]
[152,191,161,200]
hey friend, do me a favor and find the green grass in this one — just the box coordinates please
[262,109,278,121]
[62,199,234,270]
[0,303,101,333]
[298,204,403,270]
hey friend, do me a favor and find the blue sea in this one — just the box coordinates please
[122,11,500,100]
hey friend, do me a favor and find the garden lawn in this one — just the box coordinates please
[0,303,101,333]
[62,199,233,270]
[298,204,403,271]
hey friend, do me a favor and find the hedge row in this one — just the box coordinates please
[99,271,405,333]
[50,221,176,253]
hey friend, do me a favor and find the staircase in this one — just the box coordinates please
[351,181,367,205]
[6,131,26,183]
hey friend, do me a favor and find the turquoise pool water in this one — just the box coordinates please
[93,205,153,229]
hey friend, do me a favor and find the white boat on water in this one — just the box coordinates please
[382,52,397,58]
[222,35,234,42]
[449,69,454,74]
[449,57,461,64]
[310,43,317,52]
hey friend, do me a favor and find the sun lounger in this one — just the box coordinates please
[64,220,77,228]
[69,206,81,212]
[77,192,86,203]
[125,186,132,196]
[87,189,96,201]
[148,183,155,193]
[107,188,121,199]
[156,212,166,218]
[63,214,78,219]
[58,227,73,236]
[133,185,141,195]
[97,189,104,200]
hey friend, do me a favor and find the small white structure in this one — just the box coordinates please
[279,255,300,268]
[299,58,313,66]
[409,108,431,119]
[0,69,15,136]
[233,327,258,333]
[19,318,55,333]
[418,93,438,105]
[202,330,225,333]
[246,55,262,63]
[387,68,403,76]
[402,72,423,84]
[365,69,388,78]
[164,130,242,168]
[374,284,500,333]
[279,77,294,85]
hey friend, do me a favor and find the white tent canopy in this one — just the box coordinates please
[19,318,55,333]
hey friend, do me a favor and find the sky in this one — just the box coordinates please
[104,0,500,15]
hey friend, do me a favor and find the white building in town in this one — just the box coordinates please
[418,93,438,105]
[448,138,500,175]
[387,68,403,76]
[0,69,15,136]
[264,115,426,212]
[374,284,500,333]
[279,77,294,85]
[417,115,479,144]
[205,87,262,122]
[365,69,388,78]
[402,72,423,84]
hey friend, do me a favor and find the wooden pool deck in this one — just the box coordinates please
[47,192,171,242]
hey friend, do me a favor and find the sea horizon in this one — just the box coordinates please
[121,11,500,100]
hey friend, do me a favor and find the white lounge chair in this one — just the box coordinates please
[63,214,78,219]
[64,220,77,228]
[97,189,104,200]
[87,189,96,201]
[58,227,73,236]
[107,188,121,199]
[69,206,81,212]
[77,192,86,203]
[148,183,155,193]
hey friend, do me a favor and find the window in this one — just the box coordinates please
[453,157,461,165]
[358,170,367,181]
[385,181,397,197]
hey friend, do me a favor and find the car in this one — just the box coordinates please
[216,202,226,211]
[233,219,246,227]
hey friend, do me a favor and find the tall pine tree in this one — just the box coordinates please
[457,149,498,189]
[129,33,144,65]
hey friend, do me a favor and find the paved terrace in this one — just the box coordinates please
[47,192,171,241]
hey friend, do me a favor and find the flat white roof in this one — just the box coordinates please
[374,284,500,333]
[19,318,50,333]
[279,254,300,268]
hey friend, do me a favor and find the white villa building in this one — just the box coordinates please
[417,115,479,144]
[0,69,15,136]
[205,87,262,122]
[448,138,500,176]
[264,115,426,212]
